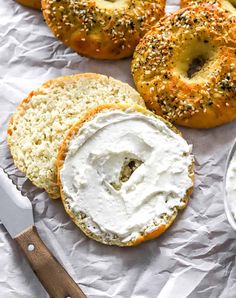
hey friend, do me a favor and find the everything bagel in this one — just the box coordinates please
[42,0,166,60]
[181,0,236,15]
[132,5,236,128]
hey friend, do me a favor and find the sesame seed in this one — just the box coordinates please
[43,0,165,58]
[131,4,236,123]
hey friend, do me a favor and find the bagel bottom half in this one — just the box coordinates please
[57,104,194,246]
[7,73,144,199]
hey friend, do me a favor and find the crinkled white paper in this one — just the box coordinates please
[0,1,236,297]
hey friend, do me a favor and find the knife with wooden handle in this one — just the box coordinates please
[0,168,86,298]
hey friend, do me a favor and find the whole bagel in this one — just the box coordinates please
[42,0,166,60]
[181,0,236,15]
[132,5,236,128]
[16,0,41,9]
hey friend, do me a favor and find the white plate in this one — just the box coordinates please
[224,138,236,231]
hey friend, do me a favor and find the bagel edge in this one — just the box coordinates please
[16,0,41,9]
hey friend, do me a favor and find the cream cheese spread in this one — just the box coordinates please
[60,109,193,242]
[226,152,236,219]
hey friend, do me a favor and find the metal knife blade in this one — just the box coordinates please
[0,168,87,297]
[0,168,34,238]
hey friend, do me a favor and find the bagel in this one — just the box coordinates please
[41,0,166,60]
[57,104,194,246]
[16,0,41,9]
[131,5,236,128]
[7,73,145,199]
[181,0,236,15]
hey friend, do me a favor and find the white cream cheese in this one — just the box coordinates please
[60,109,193,243]
[226,153,236,219]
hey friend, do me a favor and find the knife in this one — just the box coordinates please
[0,168,86,298]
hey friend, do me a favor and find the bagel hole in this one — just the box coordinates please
[174,39,217,81]
[96,0,129,9]
[111,158,143,190]
[228,0,236,9]
[187,55,207,78]
[222,0,236,14]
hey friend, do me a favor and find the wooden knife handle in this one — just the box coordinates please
[14,225,86,298]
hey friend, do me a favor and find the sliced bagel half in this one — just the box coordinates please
[57,104,194,246]
[7,74,145,199]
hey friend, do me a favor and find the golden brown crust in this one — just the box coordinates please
[181,0,236,16]
[181,0,221,7]
[16,0,41,9]
[42,0,166,60]
[132,5,236,128]
[7,73,145,199]
[57,104,194,246]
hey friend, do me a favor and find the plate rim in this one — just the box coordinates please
[224,138,236,231]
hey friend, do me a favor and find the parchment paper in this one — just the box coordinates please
[0,1,236,297]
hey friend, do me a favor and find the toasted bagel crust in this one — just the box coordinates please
[57,104,194,246]
[181,0,236,15]
[132,5,236,128]
[7,74,145,199]
[16,0,41,9]
[42,0,166,60]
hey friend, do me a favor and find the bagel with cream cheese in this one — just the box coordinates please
[181,0,236,15]
[7,73,145,199]
[16,0,41,9]
[132,5,236,128]
[42,0,166,60]
[57,104,194,246]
